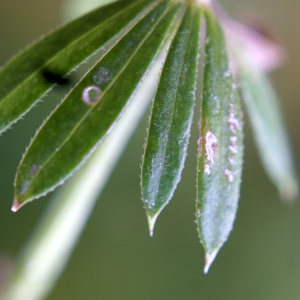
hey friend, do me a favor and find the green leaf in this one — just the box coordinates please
[0,0,159,133]
[141,1,202,235]
[13,0,182,210]
[196,8,243,273]
[236,52,298,202]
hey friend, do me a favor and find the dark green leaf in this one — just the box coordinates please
[196,7,243,273]
[141,1,202,234]
[0,0,159,133]
[13,0,182,210]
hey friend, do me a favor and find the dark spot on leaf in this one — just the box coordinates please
[42,70,70,85]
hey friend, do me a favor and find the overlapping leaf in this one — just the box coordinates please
[13,0,182,210]
[141,1,202,234]
[196,8,243,273]
[234,48,298,201]
[0,0,159,133]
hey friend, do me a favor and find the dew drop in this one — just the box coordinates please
[82,86,102,106]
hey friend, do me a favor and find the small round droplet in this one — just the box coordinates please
[82,86,102,106]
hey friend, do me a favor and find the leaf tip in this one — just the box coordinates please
[204,250,218,274]
[147,214,158,237]
[11,200,24,212]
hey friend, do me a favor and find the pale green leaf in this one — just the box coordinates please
[235,49,298,201]
[196,7,244,273]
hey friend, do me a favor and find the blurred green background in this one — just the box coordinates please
[0,0,300,299]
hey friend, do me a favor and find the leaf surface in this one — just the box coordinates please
[235,50,298,201]
[0,0,158,133]
[141,1,202,234]
[196,8,243,273]
[14,0,182,209]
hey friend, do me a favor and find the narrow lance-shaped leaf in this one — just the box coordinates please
[196,8,243,273]
[141,2,202,235]
[0,0,159,133]
[13,0,183,210]
[233,45,298,201]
